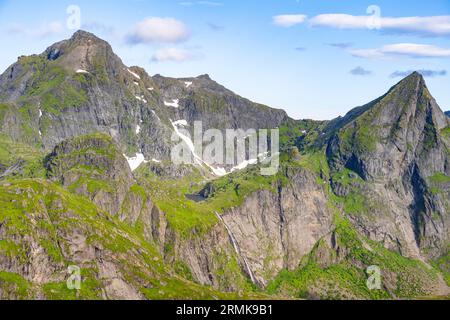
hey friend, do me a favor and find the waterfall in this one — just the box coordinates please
[215,212,256,285]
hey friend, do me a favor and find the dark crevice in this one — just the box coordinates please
[277,181,287,269]
[407,163,427,247]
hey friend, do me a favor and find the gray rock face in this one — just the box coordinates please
[220,167,334,287]
[45,133,135,215]
[326,72,450,259]
[0,30,289,169]
[153,74,288,132]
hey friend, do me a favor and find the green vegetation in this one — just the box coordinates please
[0,134,46,180]
[296,150,330,179]
[0,179,262,300]
[423,122,438,151]
[0,272,32,300]
[339,122,377,154]
[330,168,379,216]
[432,251,450,286]
[441,127,450,141]
[428,172,450,195]
[134,161,292,238]
[267,213,440,300]
[429,172,450,184]
[45,133,124,198]
[134,168,219,238]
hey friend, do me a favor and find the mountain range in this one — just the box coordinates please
[0,31,449,300]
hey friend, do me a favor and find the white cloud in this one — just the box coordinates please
[127,17,190,44]
[309,14,450,36]
[349,43,450,59]
[151,48,194,62]
[273,15,307,27]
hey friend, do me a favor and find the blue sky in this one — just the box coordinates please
[0,0,449,119]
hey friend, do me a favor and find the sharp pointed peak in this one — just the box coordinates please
[389,70,428,95]
[398,71,425,84]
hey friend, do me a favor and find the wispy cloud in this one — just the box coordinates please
[7,21,65,38]
[309,14,450,37]
[295,47,307,51]
[350,66,372,76]
[82,22,115,36]
[349,43,450,59]
[151,48,195,62]
[207,22,224,31]
[179,1,223,7]
[127,17,190,44]
[273,14,307,27]
[390,69,447,78]
[327,42,353,49]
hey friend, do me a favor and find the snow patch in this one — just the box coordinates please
[184,81,193,88]
[164,99,179,108]
[210,166,227,176]
[76,69,89,74]
[127,69,141,80]
[39,109,43,118]
[124,153,148,171]
[231,159,258,173]
[173,119,188,127]
[151,159,161,163]
[136,125,141,135]
[135,96,147,103]
[148,87,154,91]
[171,119,227,176]
[171,120,202,166]
[134,81,139,86]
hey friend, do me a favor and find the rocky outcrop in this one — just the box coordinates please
[45,133,134,216]
[220,167,334,287]
[0,180,229,300]
[326,72,450,259]
[153,74,288,132]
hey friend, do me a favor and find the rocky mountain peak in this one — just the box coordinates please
[43,29,117,71]
[197,74,212,80]
[70,29,103,42]
[327,69,449,179]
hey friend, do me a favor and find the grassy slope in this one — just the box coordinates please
[0,179,269,300]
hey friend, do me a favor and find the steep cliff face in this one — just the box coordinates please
[0,180,245,300]
[45,133,135,215]
[326,72,450,259]
[220,167,333,287]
